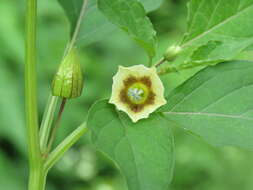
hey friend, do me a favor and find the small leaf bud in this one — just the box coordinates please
[52,48,83,99]
[163,45,182,61]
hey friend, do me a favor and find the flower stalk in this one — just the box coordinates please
[154,45,182,69]
[46,98,67,154]
[40,95,59,155]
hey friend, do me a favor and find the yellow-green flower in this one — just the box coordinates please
[109,65,167,122]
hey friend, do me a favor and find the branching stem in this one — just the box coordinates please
[25,0,90,189]
[44,122,88,172]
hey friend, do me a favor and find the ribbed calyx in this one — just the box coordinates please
[52,48,83,99]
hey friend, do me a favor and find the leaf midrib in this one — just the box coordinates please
[117,112,142,190]
[164,111,253,121]
[182,3,253,47]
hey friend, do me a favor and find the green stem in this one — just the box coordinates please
[25,0,43,189]
[44,122,88,172]
[154,57,166,67]
[158,61,210,75]
[40,95,59,154]
[29,169,48,190]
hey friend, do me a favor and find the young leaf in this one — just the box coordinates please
[176,0,253,65]
[160,60,253,151]
[57,0,162,46]
[87,100,174,190]
[97,0,157,58]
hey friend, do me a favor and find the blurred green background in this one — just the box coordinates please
[1,0,253,189]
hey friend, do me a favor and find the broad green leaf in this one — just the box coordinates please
[57,0,162,46]
[160,60,253,151]
[97,0,157,58]
[87,100,174,190]
[176,0,253,65]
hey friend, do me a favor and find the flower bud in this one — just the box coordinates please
[163,45,182,61]
[52,48,83,99]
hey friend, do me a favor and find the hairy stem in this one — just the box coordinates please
[25,0,44,189]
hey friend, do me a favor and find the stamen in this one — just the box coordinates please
[128,87,144,102]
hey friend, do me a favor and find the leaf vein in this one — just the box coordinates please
[201,82,253,112]
[164,111,253,121]
[169,75,215,112]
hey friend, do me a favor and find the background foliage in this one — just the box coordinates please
[1,0,253,189]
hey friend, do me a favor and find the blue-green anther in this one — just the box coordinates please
[52,48,83,99]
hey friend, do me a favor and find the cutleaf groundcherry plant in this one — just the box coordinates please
[24,0,253,189]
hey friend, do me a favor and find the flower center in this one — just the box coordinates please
[127,83,149,104]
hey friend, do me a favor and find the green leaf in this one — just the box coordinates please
[177,0,253,65]
[57,0,162,47]
[160,60,253,151]
[189,40,223,64]
[87,100,174,190]
[97,0,157,58]
[57,0,83,35]
[244,43,253,51]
